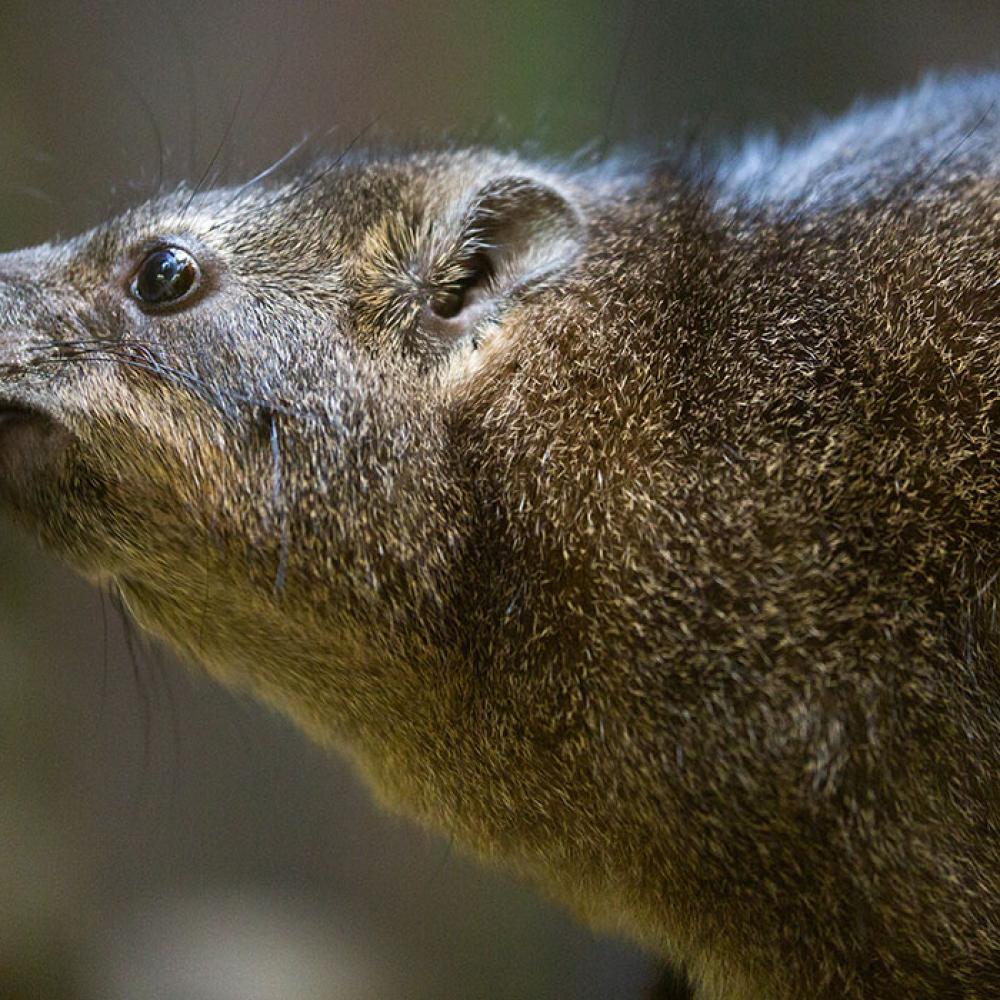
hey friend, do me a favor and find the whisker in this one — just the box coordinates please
[167,10,199,178]
[25,350,233,413]
[148,641,182,809]
[196,543,213,651]
[21,341,308,418]
[603,0,643,146]
[117,64,168,197]
[88,0,168,198]
[98,584,111,732]
[112,587,153,780]
[269,410,290,594]
[207,118,379,235]
[281,118,380,201]
[219,135,313,213]
[184,84,246,214]
[245,5,298,134]
[886,100,996,205]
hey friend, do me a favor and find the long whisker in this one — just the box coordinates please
[98,584,111,730]
[88,1,168,198]
[207,118,379,235]
[184,84,246,214]
[279,118,380,203]
[219,135,313,213]
[884,101,996,207]
[167,9,199,178]
[20,339,310,418]
[603,0,643,146]
[245,6,298,136]
[111,586,154,779]
[269,410,290,594]
[24,349,235,413]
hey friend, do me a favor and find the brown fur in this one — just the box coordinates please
[3,74,1000,997]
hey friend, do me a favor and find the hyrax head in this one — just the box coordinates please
[0,151,584,704]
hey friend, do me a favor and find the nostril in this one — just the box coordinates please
[0,400,66,500]
[0,404,37,426]
[0,401,49,430]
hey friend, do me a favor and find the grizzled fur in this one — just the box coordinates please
[2,73,1000,998]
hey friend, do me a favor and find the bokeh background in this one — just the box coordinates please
[0,3,997,998]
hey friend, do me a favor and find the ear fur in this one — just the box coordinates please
[421,175,582,349]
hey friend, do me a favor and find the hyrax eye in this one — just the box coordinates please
[130,247,200,307]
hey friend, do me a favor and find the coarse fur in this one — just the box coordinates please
[2,72,1000,998]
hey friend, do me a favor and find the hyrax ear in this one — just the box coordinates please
[423,175,582,346]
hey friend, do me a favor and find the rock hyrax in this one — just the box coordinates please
[2,73,1000,999]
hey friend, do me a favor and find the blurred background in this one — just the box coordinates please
[0,2,997,998]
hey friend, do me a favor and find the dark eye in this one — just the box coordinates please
[130,247,200,307]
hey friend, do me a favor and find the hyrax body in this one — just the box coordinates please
[2,74,1000,999]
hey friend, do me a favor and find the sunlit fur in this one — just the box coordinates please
[3,74,1000,999]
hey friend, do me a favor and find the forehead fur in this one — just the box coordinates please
[82,149,556,260]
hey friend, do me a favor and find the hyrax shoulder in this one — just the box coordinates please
[2,74,1000,999]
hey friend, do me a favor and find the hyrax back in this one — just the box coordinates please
[2,74,1000,998]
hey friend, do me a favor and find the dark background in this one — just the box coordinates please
[0,3,997,998]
